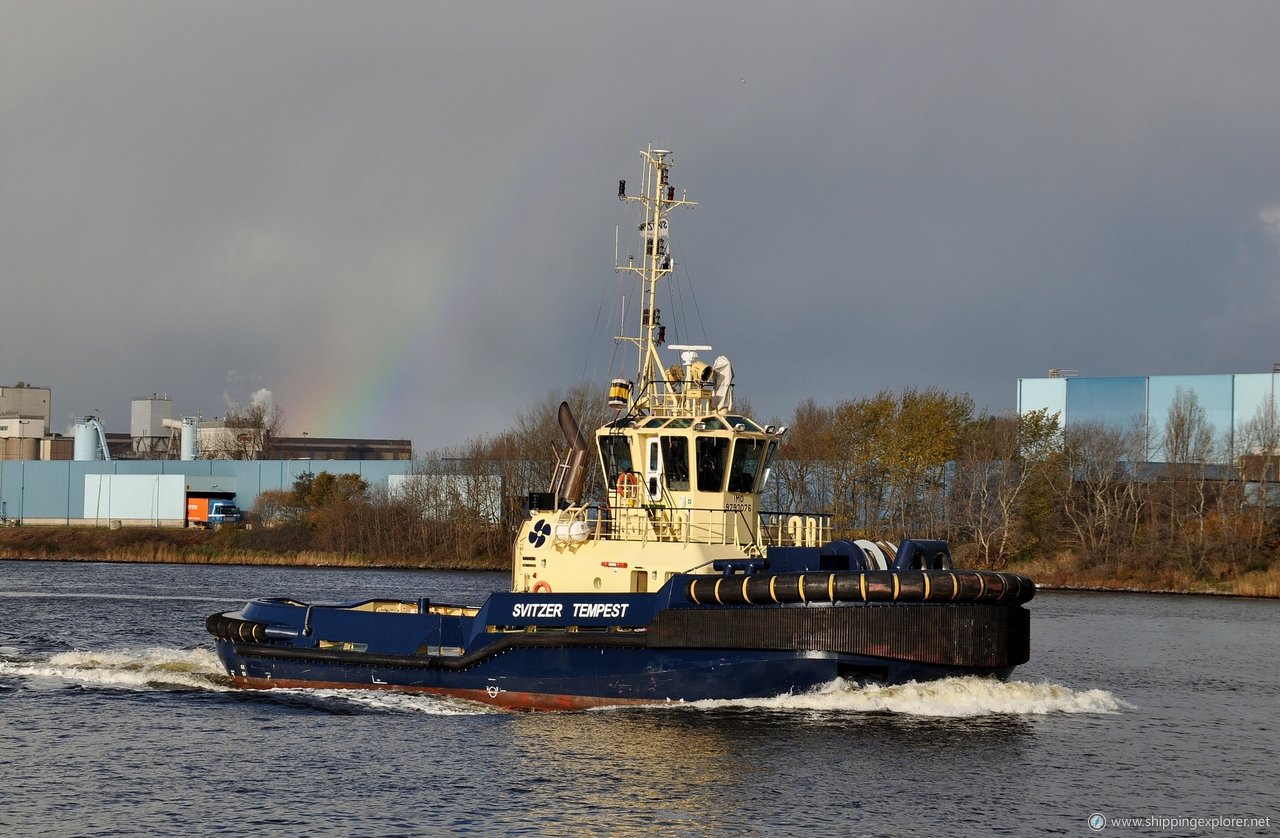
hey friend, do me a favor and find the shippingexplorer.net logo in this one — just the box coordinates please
[1089,812,1272,831]
[528,519,552,548]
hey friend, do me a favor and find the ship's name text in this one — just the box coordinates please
[510,602,631,619]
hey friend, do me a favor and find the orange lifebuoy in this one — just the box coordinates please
[532,581,552,594]
[615,472,641,506]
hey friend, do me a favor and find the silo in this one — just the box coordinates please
[73,422,98,460]
[180,417,199,461]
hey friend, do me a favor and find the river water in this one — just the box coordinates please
[0,560,1276,837]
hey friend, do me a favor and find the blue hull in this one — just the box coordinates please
[208,571,1030,711]
[216,640,1016,710]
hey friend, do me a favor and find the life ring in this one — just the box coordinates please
[532,581,552,594]
[615,472,641,506]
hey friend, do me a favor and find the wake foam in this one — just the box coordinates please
[0,647,493,715]
[0,649,1128,718]
[0,647,231,692]
[681,676,1132,717]
[268,688,497,716]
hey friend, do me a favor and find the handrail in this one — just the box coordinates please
[587,502,830,549]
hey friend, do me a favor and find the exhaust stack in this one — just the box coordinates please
[554,402,589,507]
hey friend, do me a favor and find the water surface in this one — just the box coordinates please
[1,561,1275,836]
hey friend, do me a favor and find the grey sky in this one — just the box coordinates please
[3,1,1279,450]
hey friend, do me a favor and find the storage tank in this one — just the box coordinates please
[181,417,199,461]
[163,416,201,460]
[73,422,98,461]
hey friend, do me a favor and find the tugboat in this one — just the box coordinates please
[207,146,1034,710]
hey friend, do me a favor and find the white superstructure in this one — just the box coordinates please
[512,147,828,595]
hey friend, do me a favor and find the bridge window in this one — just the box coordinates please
[725,415,762,432]
[599,436,633,484]
[660,436,690,491]
[727,439,767,493]
[759,440,778,491]
[696,437,729,492]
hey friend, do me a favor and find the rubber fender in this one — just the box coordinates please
[686,569,1035,607]
[205,612,267,643]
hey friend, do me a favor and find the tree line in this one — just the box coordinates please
[239,386,605,568]
[767,387,1278,579]
[243,384,1279,579]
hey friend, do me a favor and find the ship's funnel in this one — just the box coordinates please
[555,402,590,507]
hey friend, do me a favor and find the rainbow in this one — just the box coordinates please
[284,136,586,443]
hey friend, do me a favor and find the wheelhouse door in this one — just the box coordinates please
[646,439,662,502]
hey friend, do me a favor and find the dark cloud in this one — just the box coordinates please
[3,2,1279,446]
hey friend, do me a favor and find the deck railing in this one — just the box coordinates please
[551,504,830,550]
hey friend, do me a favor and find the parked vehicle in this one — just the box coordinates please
[188,497,241,529]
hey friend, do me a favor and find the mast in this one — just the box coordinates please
[616,146,696,415]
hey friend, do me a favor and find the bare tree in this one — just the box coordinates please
[951,408,1062,566]
[1048,422,1133,563]
[207,398,286,460]
[1159,388,1218,571]
[1236,399,1280,551]
[770,399,833,514]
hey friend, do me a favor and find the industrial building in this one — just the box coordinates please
[0,459,417,527]
[0,382,58,461]
[1017,369,1280,464]
[0,381,415,526]
[2,389,412,463]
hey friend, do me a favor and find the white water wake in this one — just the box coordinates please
[1,648,1130,718]
[0,646,231,691]
[683,676,1132,717]
[283,688,499,716]
[0,646,493,715]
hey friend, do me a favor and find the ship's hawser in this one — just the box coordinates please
[207,146,1034,710]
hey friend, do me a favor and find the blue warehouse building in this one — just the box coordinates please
[0,459,417,526]
[1017,371,1280,465]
